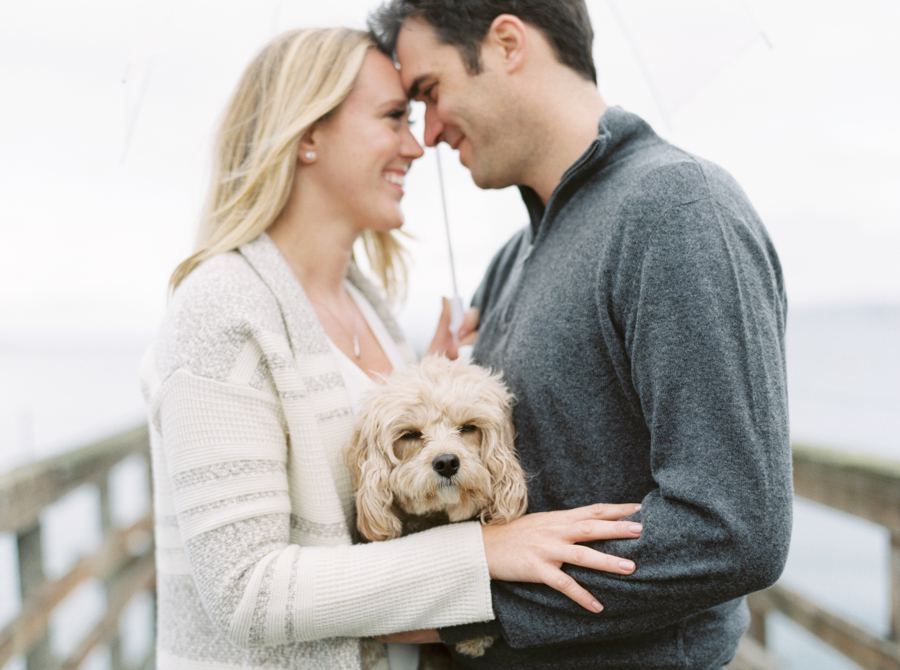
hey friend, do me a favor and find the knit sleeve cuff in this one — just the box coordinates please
[306,520,495,639]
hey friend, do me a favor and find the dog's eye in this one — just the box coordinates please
[459,424,477,434]
[400,430,423,440]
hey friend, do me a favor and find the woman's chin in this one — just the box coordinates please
[364,207,405,233]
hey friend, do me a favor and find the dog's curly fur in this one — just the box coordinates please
[346,355,528,660]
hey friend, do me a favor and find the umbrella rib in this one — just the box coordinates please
[735,0,773,49]
[604,0,673,128]
[121,58,156,165]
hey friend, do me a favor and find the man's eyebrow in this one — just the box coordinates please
[407,75,428,100]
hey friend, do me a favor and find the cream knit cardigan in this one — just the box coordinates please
[141,234,494,669]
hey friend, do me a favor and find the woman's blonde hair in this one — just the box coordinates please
[169,27,407,298]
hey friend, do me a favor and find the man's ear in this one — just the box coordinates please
[484,14,528,74]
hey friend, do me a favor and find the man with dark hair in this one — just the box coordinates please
[370,2,793,668]
[370,0,597,82]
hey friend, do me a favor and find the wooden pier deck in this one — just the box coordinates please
[1,426,898,669]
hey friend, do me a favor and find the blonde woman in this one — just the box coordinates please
[142,28,641,670]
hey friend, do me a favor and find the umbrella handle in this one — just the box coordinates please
[450,295,465,343]
[457,345,474,364]
[449,295,474,364]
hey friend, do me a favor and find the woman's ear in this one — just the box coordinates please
[297,125,321,164]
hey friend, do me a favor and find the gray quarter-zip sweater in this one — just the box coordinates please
[441,107,792,669]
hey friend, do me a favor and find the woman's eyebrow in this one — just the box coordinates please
[380,98,411,111]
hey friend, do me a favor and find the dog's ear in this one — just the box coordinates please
[346,416,403,542]
[478,383,528,525]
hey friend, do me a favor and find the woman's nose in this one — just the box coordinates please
[401,122,424,159]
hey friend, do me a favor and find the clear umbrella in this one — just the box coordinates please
[92,0,899,346]
[603,0,770,126]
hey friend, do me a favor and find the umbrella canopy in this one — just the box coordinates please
[0,0,897,346]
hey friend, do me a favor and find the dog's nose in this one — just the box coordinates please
[432,454,460,479]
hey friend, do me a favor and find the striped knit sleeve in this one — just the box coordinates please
[152,367,494,648]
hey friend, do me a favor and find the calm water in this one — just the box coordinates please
[1,304,898,669]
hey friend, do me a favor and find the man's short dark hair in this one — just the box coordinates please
[369,0,596,84]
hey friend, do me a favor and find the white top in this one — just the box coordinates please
[327,281,409,414]
[328,282,419,670]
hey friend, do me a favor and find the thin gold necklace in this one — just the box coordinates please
[312,291,361,359]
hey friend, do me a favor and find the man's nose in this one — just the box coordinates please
[422,105,444,147]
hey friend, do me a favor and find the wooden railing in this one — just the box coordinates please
[0,425,155,670]
[2,427,897,670]
[742,444,900,670]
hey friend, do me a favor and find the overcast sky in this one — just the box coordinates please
[1,0,898,352]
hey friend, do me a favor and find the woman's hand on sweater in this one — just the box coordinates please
[481,502,642,613]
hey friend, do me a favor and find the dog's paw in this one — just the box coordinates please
[454,634,495,657]
[359,638,386,669]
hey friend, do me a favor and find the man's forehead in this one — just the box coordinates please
[396,17,452,90]
[397,19,437,61]
[397,15,440,49]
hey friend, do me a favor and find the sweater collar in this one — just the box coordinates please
[237,232,415,364]
[519,107,655,236]
[238,232,325,357]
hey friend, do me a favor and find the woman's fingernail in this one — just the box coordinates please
[619,560,635,571]
[592,600,603,613]
[629,524,642,534]
[633,504,642,511]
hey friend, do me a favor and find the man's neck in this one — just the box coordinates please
[528,89,607,205]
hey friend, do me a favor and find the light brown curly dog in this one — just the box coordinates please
[346,355,528,659]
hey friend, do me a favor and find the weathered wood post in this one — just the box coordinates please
[746,596,768,647]
[97,476,124,670]
[892,532,900,643]
[17,523,53,670]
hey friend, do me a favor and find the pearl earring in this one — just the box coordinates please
[305,151,316,160]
